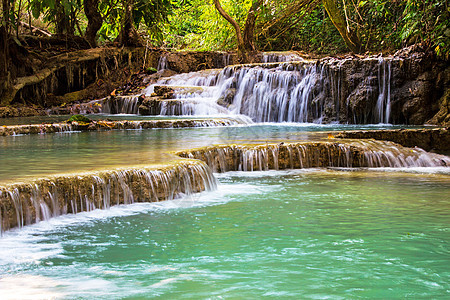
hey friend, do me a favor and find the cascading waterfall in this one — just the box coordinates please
[157,55,168,71]
[101,95,141,114]
[177,140,450,173]
[375,58,392,124]
[0,160,217,233]
[139,56,395,124]
[214,62,325,123]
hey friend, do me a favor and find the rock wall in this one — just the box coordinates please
[158,51,238,73]
[299,47,449,126]
[319,46,449,125]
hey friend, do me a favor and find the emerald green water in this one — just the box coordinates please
[0,123,419,183]
[0,170,448,298]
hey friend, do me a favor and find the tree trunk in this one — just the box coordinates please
[54,0,76,35]
[1,0,11,101]
[213,0,261,62]
[213,0,244,52]
[84,0,102,47]
[55,0,67,34]
[115,0,144,46]
[242,0,261,53]
[322,0,363,53]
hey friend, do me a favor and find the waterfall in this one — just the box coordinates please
[139,61,326,122]
[375,58,392,124]
[0,160,217,232]
[139,56,397,124]
[216,62,322,123]
[157,55,168,71]
[176,141,450,173]
[101,96,141,114]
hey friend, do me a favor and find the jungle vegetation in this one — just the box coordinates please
[0,0,448,73]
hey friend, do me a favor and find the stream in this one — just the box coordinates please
[0,53,449,298]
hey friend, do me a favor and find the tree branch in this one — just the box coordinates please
[213,0,244,49]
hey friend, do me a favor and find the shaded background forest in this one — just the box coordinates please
[1,0,448,55]
[0,0,449,108]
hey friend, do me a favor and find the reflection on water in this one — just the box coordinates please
[0,170,448,298]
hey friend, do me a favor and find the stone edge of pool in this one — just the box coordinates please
[0,118,246,136]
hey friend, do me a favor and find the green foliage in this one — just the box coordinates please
[67,114,91,123]
[29,0,83,34]
[2,0,449,56]
[400,0,449,58]
[163,0,251,50]
[145,66,157,73]
[257,4,347,54]
[97,0,172,43]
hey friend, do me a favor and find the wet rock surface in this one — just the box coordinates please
[335,127,450,152]
[0,160,216,231]
[314,47,448,125]
[0,118,246,136]
[176,140,450,173]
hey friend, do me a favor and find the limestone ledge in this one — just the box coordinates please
[0,160,216,231]
[335,127,450,152]
[0,118,243,136]
[175,140,450,172]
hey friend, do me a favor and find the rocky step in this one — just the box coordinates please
[335,128,450,152]
[0,160,216,231]
[138,97,229,116]
[0,118,246,136]
[152,85,213,98]
[175,140,450,173]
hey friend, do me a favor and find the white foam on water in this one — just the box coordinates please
[215,169,325,179]
[0,181,268,265]
[0,180,276,297]
[0,275,65,300]
[368,166,450,175]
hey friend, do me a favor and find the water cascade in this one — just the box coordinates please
[176,140,450,172]
[375,58,392,123]
[139,57,394,124]
[101,95,142,114]
[157,55,168,71]
[0,160,216,232]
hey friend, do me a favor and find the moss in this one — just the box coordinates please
[146,67,158,74]
[67,114,91,124]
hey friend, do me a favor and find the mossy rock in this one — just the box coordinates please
[67,114,91,124]
[145,67,158,74]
